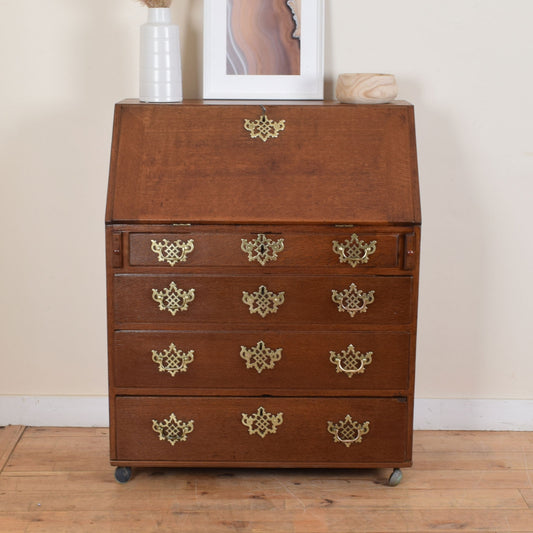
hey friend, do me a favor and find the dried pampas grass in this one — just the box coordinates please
[138,0,172,7]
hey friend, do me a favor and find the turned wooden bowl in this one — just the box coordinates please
[336,73,398,104]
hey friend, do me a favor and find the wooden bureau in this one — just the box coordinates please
[105,100,421,485]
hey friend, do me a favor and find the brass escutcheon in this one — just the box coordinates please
[151,238,194,266]
[242,285,285,318]
[329,344,373,377]
[244,109,286,142]
[152,343,195,376]
[327,415,370,447]
[240,340,283,373]
[242,406,284,438]
[152,282,195,316]
[241,234,285,266]
[152,413,194,446]
[332,233,377,267]
[332,283,375,317]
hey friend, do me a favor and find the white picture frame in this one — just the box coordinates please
[203,0,324,100]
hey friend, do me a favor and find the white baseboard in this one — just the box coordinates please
[0,397,531,430]
[0,396,109,427]
[413,399,533,431]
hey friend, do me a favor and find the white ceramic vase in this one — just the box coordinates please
[139,8,182,102]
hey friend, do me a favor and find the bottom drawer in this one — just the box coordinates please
[114,396,409,467]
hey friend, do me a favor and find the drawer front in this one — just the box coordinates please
[129,229,402,269]
[113,274,413,326]
[114,396,408,465]
[113,331,410,391]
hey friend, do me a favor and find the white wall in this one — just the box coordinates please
[0,0,532,427]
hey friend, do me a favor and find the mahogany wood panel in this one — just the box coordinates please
[129,228,401,269]
[112,330,410,391]
[106,102,420,225]
[114,396,409,465]
[113,274,413,327]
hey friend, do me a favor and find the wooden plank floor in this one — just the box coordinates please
[0,427,532,532]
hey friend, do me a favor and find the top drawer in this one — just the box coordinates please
[124,227,412,270]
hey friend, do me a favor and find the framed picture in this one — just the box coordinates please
[203,0,324,100]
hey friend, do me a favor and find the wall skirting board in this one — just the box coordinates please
[0,397,532,430]
[0,397,109,428]
[413,399,533,431]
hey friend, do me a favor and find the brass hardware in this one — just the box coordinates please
[332,233,377,267]
[152,282,195,316]
[152,413,194,446]
[329,344,373,377]
[244,112,286,142]
[240,340,283,373]
[241,234,285,266]
[327,415,370,447]
[152,343,195,376]
[332,283,375,317]
[151,238,194,266]
[242,285,285,318]
[241,406,284,438]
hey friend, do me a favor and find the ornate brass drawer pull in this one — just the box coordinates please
[152,282,195,316]
[327,415,370,447]
[240,340,283,373]
[151,238,194,266]
[242,285,285,318]
[152,343,194,376]
[241,234,285,266]
[244,110,286,142]
[242,406,284,438]
[329,344,373,377]
[332,233,377,267]
[332,283,375,317]
[152,413,194,446]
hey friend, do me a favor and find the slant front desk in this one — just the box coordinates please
[105,100,421,485]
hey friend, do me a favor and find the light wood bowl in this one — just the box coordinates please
[336,73,398,104]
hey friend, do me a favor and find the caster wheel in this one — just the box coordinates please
[114,466,132,483]
[388,468,403,487]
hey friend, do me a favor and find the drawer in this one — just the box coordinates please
[113,274,413,326]
[128,228,402,270]
[112,331,410,392]
[114,396,409,466]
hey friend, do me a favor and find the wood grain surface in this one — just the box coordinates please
[112,330,411,393]
[112,273,413,327]
[127,226,403,270]
[1,428,532,532]
[106,102,420,225]
[113,396,409,465]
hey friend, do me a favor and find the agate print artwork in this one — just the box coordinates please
[203,0,323,99]
[226,0,301,76]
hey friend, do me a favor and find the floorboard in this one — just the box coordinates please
[0,429,532,532]
[0,425,24,471]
